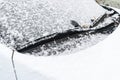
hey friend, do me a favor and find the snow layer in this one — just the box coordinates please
[0,44,54,80]
[0,5,120,80]
[0,0,106,49]
[0,47,15,80]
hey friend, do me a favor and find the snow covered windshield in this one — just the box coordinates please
[0,0,111,50]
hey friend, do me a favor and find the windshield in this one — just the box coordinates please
[0,0,106,49]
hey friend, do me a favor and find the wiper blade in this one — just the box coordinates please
[17,6,120,54]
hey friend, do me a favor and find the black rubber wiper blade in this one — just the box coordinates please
[16,6,120,54]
